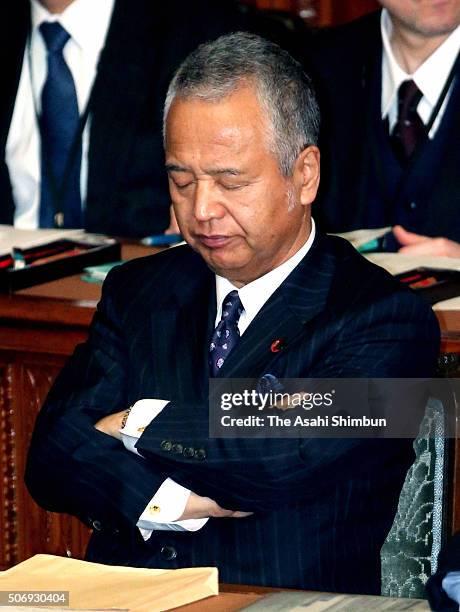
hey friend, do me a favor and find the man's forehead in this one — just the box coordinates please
[166,86,265,128]
[165,93,268,155]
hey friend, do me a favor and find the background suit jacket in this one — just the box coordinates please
[25,233,440,594]
[304,11,460,241]
[0,0,247,236]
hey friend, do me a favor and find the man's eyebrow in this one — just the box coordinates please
[209,168,241,176]
[165,163,189,173]
[165,164,242,176]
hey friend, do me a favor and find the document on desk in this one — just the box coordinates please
[0,554,218,612]
[365,252,460,310]
[245,590,429,610]
[0,225,88,257]
[333,227,392,252]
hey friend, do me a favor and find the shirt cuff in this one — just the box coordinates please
[118,400,209,537]
[136,478,209,538]
[120,399,169,455]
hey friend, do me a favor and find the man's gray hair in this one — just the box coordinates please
[163,32,320,176]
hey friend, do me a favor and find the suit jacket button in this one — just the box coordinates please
[194,449,206,461]
[92,520,102,531]
[160,440,173,452]
[172,443,183,454]
[160,546,177,561]
[183,447,194,458]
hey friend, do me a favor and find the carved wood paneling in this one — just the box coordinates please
[13,356,91,564]
[0,346,91,570]
[0,360,18,570]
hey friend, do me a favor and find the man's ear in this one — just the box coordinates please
[294,146,320,207]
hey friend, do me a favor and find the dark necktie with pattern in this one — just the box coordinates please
[391,79,427,164]
[39,22,82,228]
[209,290,243,376]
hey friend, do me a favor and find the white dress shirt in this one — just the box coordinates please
[6,0,115,229]
[380,8,460,136]
[121,220,317,537]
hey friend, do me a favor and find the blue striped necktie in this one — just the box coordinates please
[39,22,82,228]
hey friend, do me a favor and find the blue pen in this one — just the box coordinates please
[140,233,183,246]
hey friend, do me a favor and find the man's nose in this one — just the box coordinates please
[193,181,225,221]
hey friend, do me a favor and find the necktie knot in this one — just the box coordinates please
[40,22,70,54]
[221,290,243,322]
[397,80,423,121]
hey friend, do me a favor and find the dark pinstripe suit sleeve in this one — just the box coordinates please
[25,266,169,533]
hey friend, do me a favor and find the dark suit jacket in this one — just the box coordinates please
[304,11,460,241]
[0,0,247,236]
[25,233,440,594]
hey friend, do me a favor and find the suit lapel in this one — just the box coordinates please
[148,235,336,393]
[148,255,215,401]
[219,232,335,379]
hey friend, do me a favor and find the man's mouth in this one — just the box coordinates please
[195,234,233,249]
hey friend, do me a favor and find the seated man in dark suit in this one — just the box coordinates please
[306,0,460,257]
[26,32,440,595]
[1,0,246,235]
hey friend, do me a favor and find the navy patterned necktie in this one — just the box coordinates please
[391,80,427,164]
[209,290,243,376]
[39,22,82,228]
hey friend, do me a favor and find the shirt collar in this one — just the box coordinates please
[215,218,316,325]
[381,8,460,117]
[31,0,114,54]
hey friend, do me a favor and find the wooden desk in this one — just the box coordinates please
[0,247,459,571]
[174,583,430,611]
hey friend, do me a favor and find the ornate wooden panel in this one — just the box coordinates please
[0,360,17,570]
[0,350,91,570]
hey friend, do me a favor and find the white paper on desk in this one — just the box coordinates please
[332,227,391,249]
[0,225,87,257]
[0,554,218,612]
[365,252,460,274]
[365,252,460,311]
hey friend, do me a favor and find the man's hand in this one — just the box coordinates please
[94,409,126,440]
[393,225,460,257]
[178,492,253,521]
[95,411,253,521]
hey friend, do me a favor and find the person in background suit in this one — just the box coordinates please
[1,0,246,236]
[306,0,460,257]
[26,32,440,595]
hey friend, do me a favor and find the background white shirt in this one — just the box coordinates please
[6,0,114,229]
[380,8,460,137]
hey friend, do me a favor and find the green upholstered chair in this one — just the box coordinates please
[381,397,448,598]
